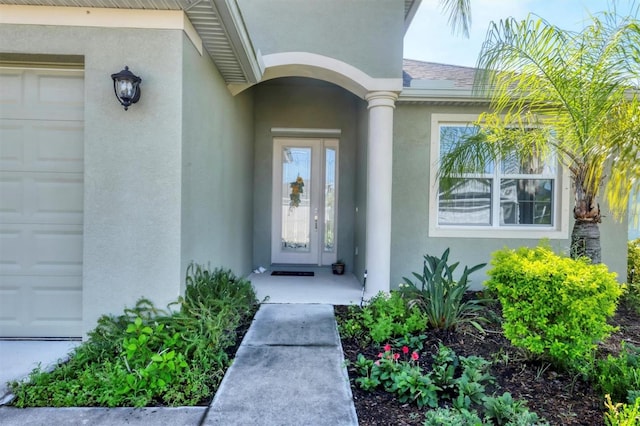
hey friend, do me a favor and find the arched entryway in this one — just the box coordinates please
[247,53,401,298]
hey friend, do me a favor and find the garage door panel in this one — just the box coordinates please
[0,285,23,323]
[34,176,84,220]
[0,228,23,273]
[0,224,82,275]
[1,119,83,173]
[37,74,84,108]
[0,173,83,224]
[0,72,22,106]
[0,276,82,337]
[0,69,83,121]
[0,175,23,218]
[0,123,25,168]
[32,122,84,171]
[33,228,83,274]
[32,281,82,321]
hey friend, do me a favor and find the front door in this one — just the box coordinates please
[271,137,338,265]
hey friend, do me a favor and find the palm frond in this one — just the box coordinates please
[439,0,472,37]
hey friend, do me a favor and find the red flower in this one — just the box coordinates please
[393,353,400,360]
[402,346,409,354]
[411,352,419,361]
[377,353,383,358]
[383,344,391,352]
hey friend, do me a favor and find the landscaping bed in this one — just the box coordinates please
[336,245,640,425]
[338,302,640,425]
[8,265,259,408]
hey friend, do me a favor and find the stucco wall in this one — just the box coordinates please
[392,103,628,289]
[0,24,185,335]
[180,36,254,285]
[252,78,360,270]
[237,0,404,79]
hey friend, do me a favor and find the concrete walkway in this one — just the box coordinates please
[0,304,358,426]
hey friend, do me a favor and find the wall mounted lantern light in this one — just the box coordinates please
[111,66,141,111]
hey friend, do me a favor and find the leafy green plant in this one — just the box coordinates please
[604,394,640,426]
[595,342,640,403]
[361,291,428,343]
[401,248,486,331]
[429,343,459,395]
[338,306,368,343]
[119,317,189,399]
[483,392,548,426]
[486,244,622,373]
[10,264,258,408]
[423,407,485,425]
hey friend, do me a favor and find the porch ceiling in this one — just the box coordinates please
[1,0,421,84]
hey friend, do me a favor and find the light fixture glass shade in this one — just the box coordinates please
[111,66,141,111]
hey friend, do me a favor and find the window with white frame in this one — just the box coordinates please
[429,114,568,238]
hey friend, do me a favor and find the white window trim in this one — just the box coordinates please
[428,113,570,239]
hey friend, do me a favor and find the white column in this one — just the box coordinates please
[364,91,398,297]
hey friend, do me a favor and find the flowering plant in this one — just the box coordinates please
[354,344,438,408]
[289,176,304,208]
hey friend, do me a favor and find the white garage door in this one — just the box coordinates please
[0,66,84,337]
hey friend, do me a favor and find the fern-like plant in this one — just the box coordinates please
[401,248,486,331]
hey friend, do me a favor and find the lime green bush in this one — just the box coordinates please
[10,265,258,407]
[485,245,622,372]
[604,395,640,426]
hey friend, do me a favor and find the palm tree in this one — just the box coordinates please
[437,6,640,263]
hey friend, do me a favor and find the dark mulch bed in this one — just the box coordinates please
[336,299,640,426]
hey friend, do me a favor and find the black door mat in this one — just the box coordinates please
[271,271,315,276]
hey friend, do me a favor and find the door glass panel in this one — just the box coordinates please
[281,147,311,253]
[324,147,336,252]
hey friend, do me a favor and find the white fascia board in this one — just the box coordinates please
[213,0,263,83]
[404,0,422,34]
[0,5,203,55]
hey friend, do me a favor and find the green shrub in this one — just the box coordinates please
[624,239,640,313]
[10,265,258,407]
[361,291,428,343]
[485,244,622,373]
[604,394,640,426]
[629,239,640,286]
[401,248,486,331]
[595,342,640,403]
